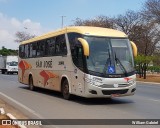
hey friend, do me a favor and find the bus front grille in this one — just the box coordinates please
[102,89,129,95]
[99,84,130,88]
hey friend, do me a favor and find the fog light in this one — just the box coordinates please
[89,90,97,94]
[131,88,136,93]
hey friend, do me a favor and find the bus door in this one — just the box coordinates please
[71,45,85,96]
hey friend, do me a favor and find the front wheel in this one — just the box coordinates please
[61,79,71,100]
[29,76,35,91]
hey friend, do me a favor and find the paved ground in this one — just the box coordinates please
[0,97,40,128]
[0,74,160,128]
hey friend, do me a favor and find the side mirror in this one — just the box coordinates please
[130,41,137,57]
[78,38,89,56]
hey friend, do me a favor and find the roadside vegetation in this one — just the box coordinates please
[137,74,160,83]
[0,46,18,56]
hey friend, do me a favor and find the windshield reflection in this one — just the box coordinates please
[84,36,134,76]
[111,39,134,74]
[8,62,18,66]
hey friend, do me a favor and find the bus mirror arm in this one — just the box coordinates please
[78,38,89,56]
[130,41,137,57]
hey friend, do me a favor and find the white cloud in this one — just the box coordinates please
[22,19,43,36]
[11,18,21,28]
[0,12,46,49]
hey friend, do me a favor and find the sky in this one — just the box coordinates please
[0,0,147,49]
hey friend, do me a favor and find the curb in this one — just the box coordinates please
[137,81,160,85]
[0,107,27,128]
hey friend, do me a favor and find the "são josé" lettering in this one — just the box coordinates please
[36,59,52,68]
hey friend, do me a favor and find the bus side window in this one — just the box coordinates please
[73,46,84,71]
[45,38,55,56]
[19,45,25,58]
[31,43,37,57]
[68,33,84,71]
[29,43,36,58]
[55,35,67,55]
[50,38,56,56]
[29,44,32,58]
[37,41,45,57]
[24,44,29,58]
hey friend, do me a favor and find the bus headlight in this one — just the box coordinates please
[92,81,103,86]
[128,80,136,85]
[85,78,103,86]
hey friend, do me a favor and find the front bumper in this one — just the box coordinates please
[84,82,136,98]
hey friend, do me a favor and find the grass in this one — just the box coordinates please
[136,74,160,83]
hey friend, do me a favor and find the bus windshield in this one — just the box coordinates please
[84,36,134,76]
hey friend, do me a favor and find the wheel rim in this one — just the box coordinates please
[29,77,34,90]
[63,84,69,96]
[62,80,70,99]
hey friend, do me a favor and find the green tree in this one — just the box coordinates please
[0,46,18,56]
[135,55,155,79]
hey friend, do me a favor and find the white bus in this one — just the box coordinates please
[18,26,137,99]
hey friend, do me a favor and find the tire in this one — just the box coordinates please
[2,70,5,74]
[61,79,71,100]
[29,76,35,91]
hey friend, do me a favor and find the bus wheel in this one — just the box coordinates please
[29,76,34,91]
[62,79,70,100]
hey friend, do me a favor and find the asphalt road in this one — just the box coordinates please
[0,74,160,128]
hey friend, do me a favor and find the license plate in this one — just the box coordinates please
[111,94,120,97]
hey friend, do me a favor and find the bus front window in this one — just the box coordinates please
[84,36,134,77]
[111,39,134,74]
[85,37,112,74]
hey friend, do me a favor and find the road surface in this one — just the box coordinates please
[0,74,160,128]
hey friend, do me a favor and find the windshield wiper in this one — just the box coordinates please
[108,49,111,66]
[115,53,127,76]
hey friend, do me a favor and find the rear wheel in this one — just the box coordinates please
[1,70,5,74]
[62,79,71,100]
[29,76,35,91]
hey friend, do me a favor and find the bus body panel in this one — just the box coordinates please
[18,56,73,92]
[70,68,85,96]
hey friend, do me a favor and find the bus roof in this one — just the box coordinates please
[21,26,127,45]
